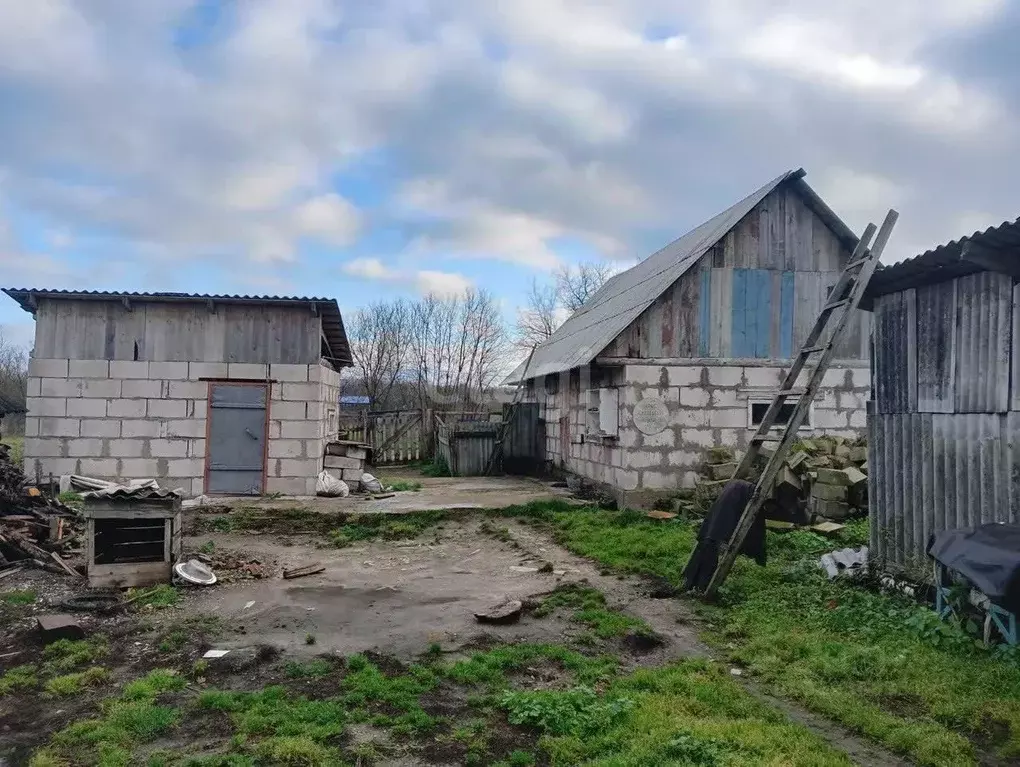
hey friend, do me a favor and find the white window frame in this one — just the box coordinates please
[585,387,619,439]
[746,397,813,430]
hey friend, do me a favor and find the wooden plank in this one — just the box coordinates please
[779,271,795,358]
[698,266,711,356]
[646,298,664,357]
[792,272,820,352]
[731,269,749,357]
[753,269,771,358]
[758,204,774,269]
[722,230,735,267]
[660,289,675,355]
[1013,283,1020,411]
[87,561,172,589]
[769,190,787,270]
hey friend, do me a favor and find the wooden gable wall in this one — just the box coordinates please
[602,185,870,360]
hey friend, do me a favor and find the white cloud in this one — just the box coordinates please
[292,193,361,245]
[342,257,473,297]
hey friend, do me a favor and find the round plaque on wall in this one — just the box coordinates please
[633,397,669,435]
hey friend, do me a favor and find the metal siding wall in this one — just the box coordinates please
[915,281,957,412]
[730,269,748,356]
[870,412,1020,569]
[954,272,1012,413]
[753,269,771,357]
[779,271,795,358]
[873,290,917,414]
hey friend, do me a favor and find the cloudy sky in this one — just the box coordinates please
[1,0,1017,348]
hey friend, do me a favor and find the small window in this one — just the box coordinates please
[586,388,619,438]
[748,400,810,429]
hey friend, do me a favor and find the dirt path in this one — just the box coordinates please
[499,518,913,767]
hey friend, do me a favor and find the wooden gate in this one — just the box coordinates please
[339,410,424,465]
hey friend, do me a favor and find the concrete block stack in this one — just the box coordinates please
[322,441,370,492]
[694,436,869,524]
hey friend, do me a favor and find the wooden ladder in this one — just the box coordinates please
[699,209,899,599]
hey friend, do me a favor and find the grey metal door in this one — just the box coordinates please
[207,383,267,495]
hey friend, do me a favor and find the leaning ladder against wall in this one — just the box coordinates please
[695,209,899,600]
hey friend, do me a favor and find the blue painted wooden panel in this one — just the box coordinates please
[779,271,795,357]
[731,269,774,358]
[699,268,711,356]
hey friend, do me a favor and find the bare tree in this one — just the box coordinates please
[555,261,612,312]
[347,299,412,411]
[514,278,558,350]
[0,327,28,435]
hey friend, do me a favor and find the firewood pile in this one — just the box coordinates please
[0,442,81,577]
[695,436,869,525]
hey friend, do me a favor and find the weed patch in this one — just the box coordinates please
[42,637,109,673]
[533,582,653,638]
[0,588,37,605]
[0,664,39,695]
[327,511,447,548]
[385,479,422,492]
[128,584,180,609]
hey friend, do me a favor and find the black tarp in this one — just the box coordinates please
[927,524,1020,612]
[682,479,766,592]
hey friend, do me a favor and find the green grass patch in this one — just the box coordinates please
[0,664,39,695]
[44,666,110,697]
[385,478,422,492]
[420,454,451,477]
[283,659,332,679]
[1,435,23,468]
[57,490,83,507]
[0,588,37,605]
[533,582,653,638]
[42,637,109,672]
[128,584,180,609]
[327,510,447,548]
[499,501,1020,766]
[445,644,617,688]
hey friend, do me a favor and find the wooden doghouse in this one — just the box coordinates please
[83,489,182,588]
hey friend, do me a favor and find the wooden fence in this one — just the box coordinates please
[339,410,424,465]
[435,404,543,476]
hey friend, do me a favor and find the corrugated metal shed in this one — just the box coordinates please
[505,169,859,382]
[2,289,351,365]
[865,217,1020,301]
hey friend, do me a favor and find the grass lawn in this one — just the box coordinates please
[499,501,1020,766]
[1,434,23,468]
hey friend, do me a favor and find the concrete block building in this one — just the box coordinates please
[507,169,870,504]
[3,290,349,496]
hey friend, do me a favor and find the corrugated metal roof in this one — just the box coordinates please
[506,169,855,382]
[865,217,1020,300]
[1,288,351,365]
[83,485,182,499]
[0,391,26,414]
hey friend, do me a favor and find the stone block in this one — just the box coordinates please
[81,379,121,399]
[614,467,639,491]
[121,419,160,438]
[23,437,62,457]
[66,398,106,418]
[148,361,189,380]
[814,410,850,429]
[77,458,118,476]
[27,397,66,417]
[851,367,871,388]
[119,458,159,477]
[679,387,710,407]
[643,429,675,448]
[306,364,323,383]
[342,468,362,481]
[843,466,867,487]
[848,411,866,429]
[810,497,852,520]
[266,476,307,495]
[707,366,744,387]
[69,359,110,378]
[707,462,736,480]
[190,399,208,420]
[743,366,782,388]
[167,458,205,478]
[109,400,147,418]
[150,440,189,458]
[281,382,319,402]
[109,360,150,379]
[164,419,206,438]
[147,399,187,419]
[814,467,849,486]
[271,400,306,420]
[227,362,268,380]
[279,458,320,477]
[39,417,80,438]
[627,365,666,386]
[108,439,144,458]
[41,378,81,397]
[189,362,228,379]
[26,377,41,397]
[24,416,39,437]
[673,409,707,428]
[642,470,678,490]
[281,420,320,439]
[81,419,119,438]
[268,420,282,439]
[625,451,663,469]
[37,614,85,642]
[168,381,208,400]
[838,391,865,411]
[33,457,79,475]
[270,439,307,459]
[324,454,360,470]
[811,483,847,501]
[822,368,852,388]
[710,389,739,407]
[28,358,68,378]
[121,379,163,399]
[190,477,206,497]
[667,366,701,387]
[306,401,324,421]
[681,428,715,448]
[668,450,702,468]
[708,409,747,428]
[67,438,104,458]
[188,439,206,459]
[270,364,309,382]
